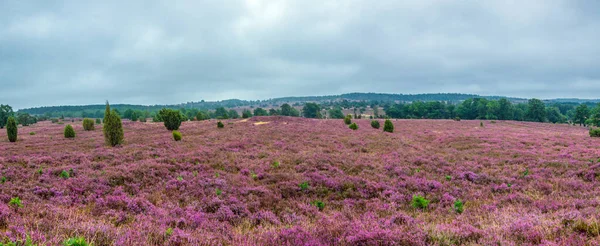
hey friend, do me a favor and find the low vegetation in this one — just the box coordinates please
[0,115,599,244]
[383,119,394,133]
[173,130,182,141]
[82,118,95,131]
[370,120,380,129]
[64,125,75,138]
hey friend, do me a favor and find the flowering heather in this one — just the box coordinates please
[0,118,599,245]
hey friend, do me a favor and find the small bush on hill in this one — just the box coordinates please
[64,125,75,138]
[371,120,380,129]
[160,109,183,131]
[83,118,94,131]
[63,237,89,246]
[590,128,600,137]
[60,170,70,179]
[312,200,325,211]
[95,118,101,124]
[349,122,358,130]
[344,114,352,125]
[7,117,17,142]
[51,118,59,123]
[411,195,429,210]
[454,117,461,121]
[217,121,224,128]
[454,200,464,214]
[383,119,394,133]
[173,130,182,141]
[9,197,22,209]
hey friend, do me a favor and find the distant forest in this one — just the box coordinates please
[7,93,600,127]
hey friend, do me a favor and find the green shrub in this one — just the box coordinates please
[6,117,17,142]
[160,109,183,131]
[29,132,35,135]
[217,121,224,128]
[344,114,352,125]
[454,117,461,121]
[95,118,101,124]
[411,195,429,210]
[216,188,223,196]
[173,131,182,141]
[165,227,174,237]
[480,122,484,127]
[63,236,89,246]
[82,118,95,131]
[572,219,600,237]
[371,120,380,129]
[60,170,70,179]
[590,128,600,137]
[103,102,124,147]
[8,197,22,209]
[453,199,464,214]
[312,200,325,211]
[272,161,280,168]
[299,181,309,191]
[349,122,358,130]
[51,118,59,123]
[383,119,394,133]
[64,125,75,138]
[445,175,452,181]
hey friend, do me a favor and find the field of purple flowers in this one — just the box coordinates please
[0,117,599,245]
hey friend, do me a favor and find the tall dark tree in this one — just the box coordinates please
[103,102,124,147]
[497,98,513,120]
[546,107,565,123]
[196,111,210,121]
[525,99,547,122]
[574,104,590,126]
[302,103,322,118]
[253,107,268,116]
[214,107,229,119]
[6,116,17,142]
[0,104,14,129]
[280,103,299,116]
[228,109,240,119]
[590,103,600,127]
[242,109,252,119]
[328,107,345,119]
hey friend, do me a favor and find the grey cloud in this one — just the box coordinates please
[1,0,599,109]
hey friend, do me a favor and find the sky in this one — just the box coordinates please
[1,0,599,109]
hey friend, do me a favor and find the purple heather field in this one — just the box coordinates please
[1,117,599,245]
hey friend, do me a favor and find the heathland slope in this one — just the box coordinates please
[0,118,599,245]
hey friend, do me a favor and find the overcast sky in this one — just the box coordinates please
[1,0,599,109]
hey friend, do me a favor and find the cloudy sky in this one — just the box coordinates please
[1,0,599,109]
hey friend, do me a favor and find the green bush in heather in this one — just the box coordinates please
[349,122,358,130]
[173,130,182,141]
[590,128,600,137]
[411,195,429,210]
[83,118,95,131]
[217,121,224,128]
[103,102,124,147]
[159,109,183,131]
[344,114,352,125]
[383,119,394,133]
[6,116,17,142]
[371,120,380,129]
[95,118,101,124]
[64,125,75,138]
